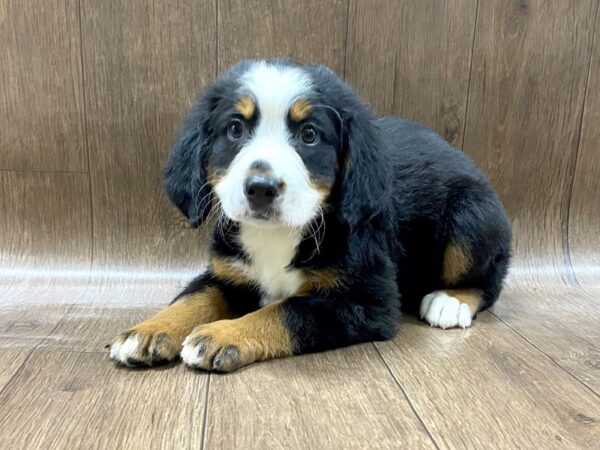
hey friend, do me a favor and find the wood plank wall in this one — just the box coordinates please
[1,0,599,289]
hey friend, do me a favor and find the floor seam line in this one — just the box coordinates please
[460,0,480,149]
[371,342,441,450]
[490,311,600,398]
[0,302,78,398]
[0,169,89,174]
[0,350,35,400]
[563,1,600,298]
[77,0,96,303]
[199,373,211,450]
[343,0,351,79]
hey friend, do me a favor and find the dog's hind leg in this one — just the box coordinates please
[420,189,511,329]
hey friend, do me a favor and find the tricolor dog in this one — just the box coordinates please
[109,60,511,372]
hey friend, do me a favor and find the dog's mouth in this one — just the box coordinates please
[250,208,277,220]
[242,206,282,225]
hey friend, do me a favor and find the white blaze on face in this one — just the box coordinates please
[215,61,322,228]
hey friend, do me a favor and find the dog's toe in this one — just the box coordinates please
[109,329,180,367]
[181,321,258,372]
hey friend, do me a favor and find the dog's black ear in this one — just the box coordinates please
[164,93,216,228]
[338,109,391,230]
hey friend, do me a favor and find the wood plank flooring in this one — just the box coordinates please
[0,280,598,449]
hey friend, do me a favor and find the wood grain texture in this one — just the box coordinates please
[0,171,91,274]
[217,0,347,75]
[204,343,435,449]
[0,349,30,390]
[462,0,597,288]
[81,0,216,272]
[346,0,477,146]
[376,315,600,449]
[0,289,73,349]
[0,349,207,450]
[2,296,599,449]
[493,286,600,394]
[457,2,600,400]
[0,0,86,171]
[569,3,600,293]
[42,280,184,352]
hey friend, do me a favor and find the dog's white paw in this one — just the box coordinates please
[180,329,246,373]
[180,320,262,372]
[420,291,473,329]
[110,334,147,366]
[109,328,180,367]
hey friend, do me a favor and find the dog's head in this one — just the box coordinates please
[164,60,389,231]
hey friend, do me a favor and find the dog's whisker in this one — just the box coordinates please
[312,210,325,254]
[312,103,344,135]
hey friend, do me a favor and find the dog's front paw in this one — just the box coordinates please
[181,320,260,372]
[109,324,181,367]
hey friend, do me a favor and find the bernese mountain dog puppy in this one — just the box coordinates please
[109,60,511,372]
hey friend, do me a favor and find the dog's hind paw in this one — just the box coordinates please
[420,291,473,329]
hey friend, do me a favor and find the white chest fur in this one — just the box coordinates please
[237,223,303,306]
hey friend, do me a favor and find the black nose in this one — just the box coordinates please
[244,175,280,210]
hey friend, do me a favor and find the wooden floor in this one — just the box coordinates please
[0,274,598,449]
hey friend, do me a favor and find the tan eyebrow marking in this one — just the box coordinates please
[235,95,255,120]
[289,98,312,122]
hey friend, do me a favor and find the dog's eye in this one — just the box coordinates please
[227,119,245,141]
[300,124,319,145]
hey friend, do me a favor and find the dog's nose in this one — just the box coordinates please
[244,175,280,210]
